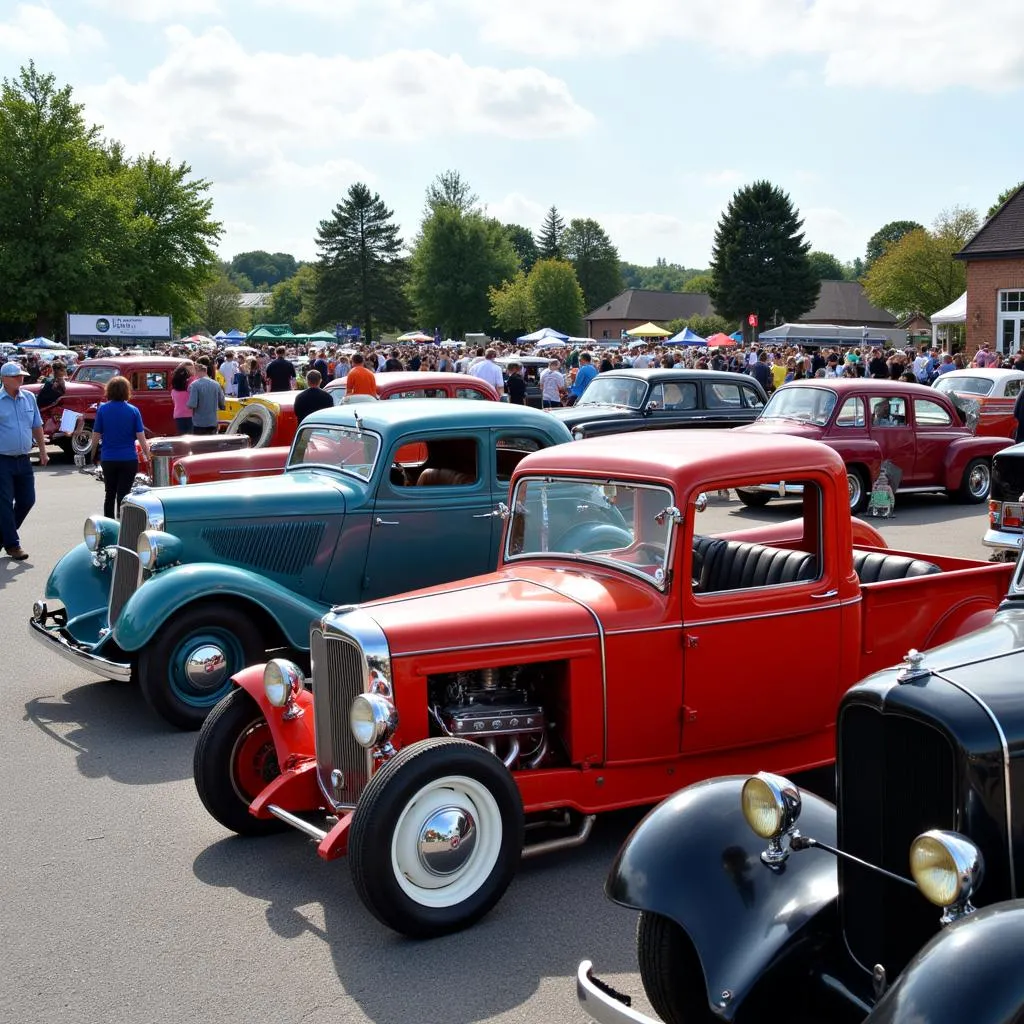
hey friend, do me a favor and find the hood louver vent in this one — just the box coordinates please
[202,521,326,576]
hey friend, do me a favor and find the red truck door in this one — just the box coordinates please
[681,482,843,758]
[130,368,174,436]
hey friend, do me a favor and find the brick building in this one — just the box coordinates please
[585,289,714,340]
[956,185,1024,357]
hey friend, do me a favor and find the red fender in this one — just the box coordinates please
[231,663,316,766]
[926,603,998,649]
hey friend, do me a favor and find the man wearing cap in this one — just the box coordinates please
[0,361,48,560]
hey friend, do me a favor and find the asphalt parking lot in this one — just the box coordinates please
[0,461,997,1024]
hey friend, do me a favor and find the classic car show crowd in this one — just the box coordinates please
[9,323,1024,1024]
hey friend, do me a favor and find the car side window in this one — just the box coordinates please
[390,388,447,399]
[391,437,479,489]
[741,385,765,409]
[649,382,697,411]
[75,366,117,384]
[1005,380,1023,398]
[142,371,167,391]
[835,397,865,427]
[705,383,743,408]
[456,387,490,400]
[495,434,545,483]
[869,396,907,427]
[914,398,953,426]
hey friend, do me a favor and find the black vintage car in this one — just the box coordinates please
[578,559,1024,1024]
[546,369,766,439]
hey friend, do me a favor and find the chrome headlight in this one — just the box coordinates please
[910,830,984,922]
[572,429,585,440]
[350,693,398,749]
[84,515,118,551]
[136,530,182,571]
[174,464,189,486]
[742,772,802,840]
[264,658,304,708]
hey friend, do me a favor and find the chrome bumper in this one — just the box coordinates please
[982,527,1023,553]
[28,616,133,682]
[577,962,661,1024]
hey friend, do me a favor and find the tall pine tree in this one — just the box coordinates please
[537,205,566,259]
[708,181,819,341]
[314,182,410,343]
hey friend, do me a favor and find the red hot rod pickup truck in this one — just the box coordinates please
[192,430,1013,938]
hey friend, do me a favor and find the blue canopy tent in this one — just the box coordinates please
[729,331,744,341]
[225,328,247,340]
[19,337,65,349]
[518,327,569,343]
[667,327,706,346]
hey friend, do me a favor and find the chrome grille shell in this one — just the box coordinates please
[107,493,165,626]
[311,607,392,811]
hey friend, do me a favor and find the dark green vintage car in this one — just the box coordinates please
[30,401,573,729]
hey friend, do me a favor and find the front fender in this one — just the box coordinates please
[112,563,326,652]
[46,542,114,644]
[865,901,1024,1024]
[606,776,838,1021]
[231,663,316,765]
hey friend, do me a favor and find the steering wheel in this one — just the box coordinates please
[635,542,666,563]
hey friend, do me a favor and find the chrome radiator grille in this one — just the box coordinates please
[108,504,147,623]
[311,627,371,809]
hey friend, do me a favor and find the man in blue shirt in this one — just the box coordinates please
[569,352,598,405]
[0,361,47,560]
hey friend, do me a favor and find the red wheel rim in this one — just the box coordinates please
[230,720,279,804]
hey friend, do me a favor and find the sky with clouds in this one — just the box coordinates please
[2,1,1022,269]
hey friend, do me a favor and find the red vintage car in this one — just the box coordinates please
[192,430,1012,938]
[173,372,498,485]
[26,356,184,460]
[736,378,1014,512]
[932,367,1024,438]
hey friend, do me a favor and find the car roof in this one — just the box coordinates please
[75,357,184,370]
[324,371,493,392]
[515,427,846,486]
[777,378,945,396]
[302,397,573,437]
[937,369,1024,381]
[593,368,759,385]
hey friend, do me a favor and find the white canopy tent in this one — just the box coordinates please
[930,292,967,346]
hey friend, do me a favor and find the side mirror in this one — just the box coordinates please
[693,493,708,513]
[645,401,659,414]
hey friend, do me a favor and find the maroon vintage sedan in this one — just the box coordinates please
[735,378,1014,512]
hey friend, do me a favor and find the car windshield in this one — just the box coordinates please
[506,477,676,589]
[760,387,837,427]
[287,425,380,481]
[576,377,646,409]
[73,365,118,384]
[933,376,994,398]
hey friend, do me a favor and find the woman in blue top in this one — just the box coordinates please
[90,376,151,519]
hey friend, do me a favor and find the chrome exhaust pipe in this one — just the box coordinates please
[521,814,596,859]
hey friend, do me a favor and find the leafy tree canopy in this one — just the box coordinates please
[664,313,734,339]
[526,259,584,337]
[504,223,538,273]
[489,270,533,338]
[197,273,242,335]
[682,272,713,294]
[561,217,622,313]
[708,180,819,337]
[269,264,318,335]
[621,259,709,292]
[229,250,297,289]
[807,250,848,281]
[424,169,478,217]
[865,220,923,269]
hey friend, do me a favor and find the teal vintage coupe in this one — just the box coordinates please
[30,401,573,728]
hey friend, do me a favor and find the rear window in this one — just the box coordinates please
[74,366,118,384]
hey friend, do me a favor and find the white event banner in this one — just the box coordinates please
[68,313,172,339]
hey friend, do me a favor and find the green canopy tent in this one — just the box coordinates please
[246,324,298,342]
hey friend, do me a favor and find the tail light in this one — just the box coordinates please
[990,500,1002,528]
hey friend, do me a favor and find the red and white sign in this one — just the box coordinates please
[748,313,758,327]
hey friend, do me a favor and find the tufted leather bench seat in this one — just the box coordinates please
[852,550,940,583]
[693,535,818,593]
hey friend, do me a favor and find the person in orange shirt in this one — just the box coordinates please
[344,352,377,397]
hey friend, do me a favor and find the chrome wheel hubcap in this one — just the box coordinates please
[970,466,989,497]
[417,806,477,876]
[848,473,862,508]
[185,643,229,688]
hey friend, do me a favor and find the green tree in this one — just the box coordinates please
[229,251,297,289]
[504,223,538,272]
[664,313,733,338]
[0,62,119,335]
[844,257,866,281]
[537,205,565,259]
[269,264,317,333]
[865,220,923,269]
[562,217,622,313]
[807,250,847,281]
[708,180,819,339]
[197,273,242,334]
[526,259,584,335]
[113,154,222,324]
[424,169,478,216]
[410,208,518,338]
[682,272,713,293]
[987,183,1024,220]
[863,207,978,319]
[488,270,534,336]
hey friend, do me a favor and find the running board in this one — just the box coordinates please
[267,803,328,842]
[521,813,596,859]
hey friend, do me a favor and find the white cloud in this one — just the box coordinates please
[80,26,592,177]
[697,168,744,187]
[446,0,1024,93]
[0,4,103,54]
[801,205,864,262]
[87,0,221,21]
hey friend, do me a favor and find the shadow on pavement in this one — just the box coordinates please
[23,679,195,785]
[192,807,647,1023]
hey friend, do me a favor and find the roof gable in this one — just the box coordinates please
[585,289,714,322]
[957,184,1024,260]
[802,280,897,325]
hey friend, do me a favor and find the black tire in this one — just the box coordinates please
[637,912,716,1024]
[736,488,772,508]
[848,466,869,514]
[138,603,264,730]
[349,737,524,938]
[193,688,286,836]
[957,458,991,503]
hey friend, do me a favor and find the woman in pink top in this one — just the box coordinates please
[171,361,196,433]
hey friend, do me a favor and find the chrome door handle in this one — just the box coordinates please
[473,502,511,520]
[375,517,399,526]
[810,589,838,599]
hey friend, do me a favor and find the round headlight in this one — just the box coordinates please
[350,692,398,749]
[264,658,304,708]
[174,464,189,486]
[910,830,984,909]
[572,429,584,440]
[137,532,157,571]
[741,772,802,840]
[84,516,102,551]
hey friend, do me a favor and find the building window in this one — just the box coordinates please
[999,290,1024,354]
